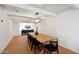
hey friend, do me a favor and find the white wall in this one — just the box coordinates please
[12,21,20,36]
[9,20,14,37]
[56,9,79,52]
[0,12,12,53]
[39,17,57,36]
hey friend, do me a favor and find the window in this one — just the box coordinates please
[19,23,35,34]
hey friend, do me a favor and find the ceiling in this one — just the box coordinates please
[29,4,74,14]
[0,4,79,22]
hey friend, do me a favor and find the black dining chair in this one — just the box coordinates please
[27,33,42,53]
[43,39,59,54]
[27,33,33,47]
[30,37,43,53]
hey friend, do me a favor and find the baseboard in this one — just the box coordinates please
[59,43,79,54]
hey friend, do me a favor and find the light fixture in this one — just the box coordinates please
[34,12,41,24]
[35,19,40,23]
[34,12,41,35]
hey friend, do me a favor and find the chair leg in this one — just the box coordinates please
[34,46,36,54]
[43,48,45,54]
[40,44,43,51]
[49,51,51,54]
[29,42,31,47]
[57,50,59,54]
[31,45,33,51]
[28,42,30,47]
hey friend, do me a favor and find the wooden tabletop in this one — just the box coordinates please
[31,33,57,43]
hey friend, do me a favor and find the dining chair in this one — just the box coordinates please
[30,37,43,53]
[43,39,59,54]
[27,33,42,53]
[27,33,33,47]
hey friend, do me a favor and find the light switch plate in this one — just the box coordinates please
[1,20,3,22]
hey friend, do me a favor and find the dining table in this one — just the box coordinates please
[30,33,58,43]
